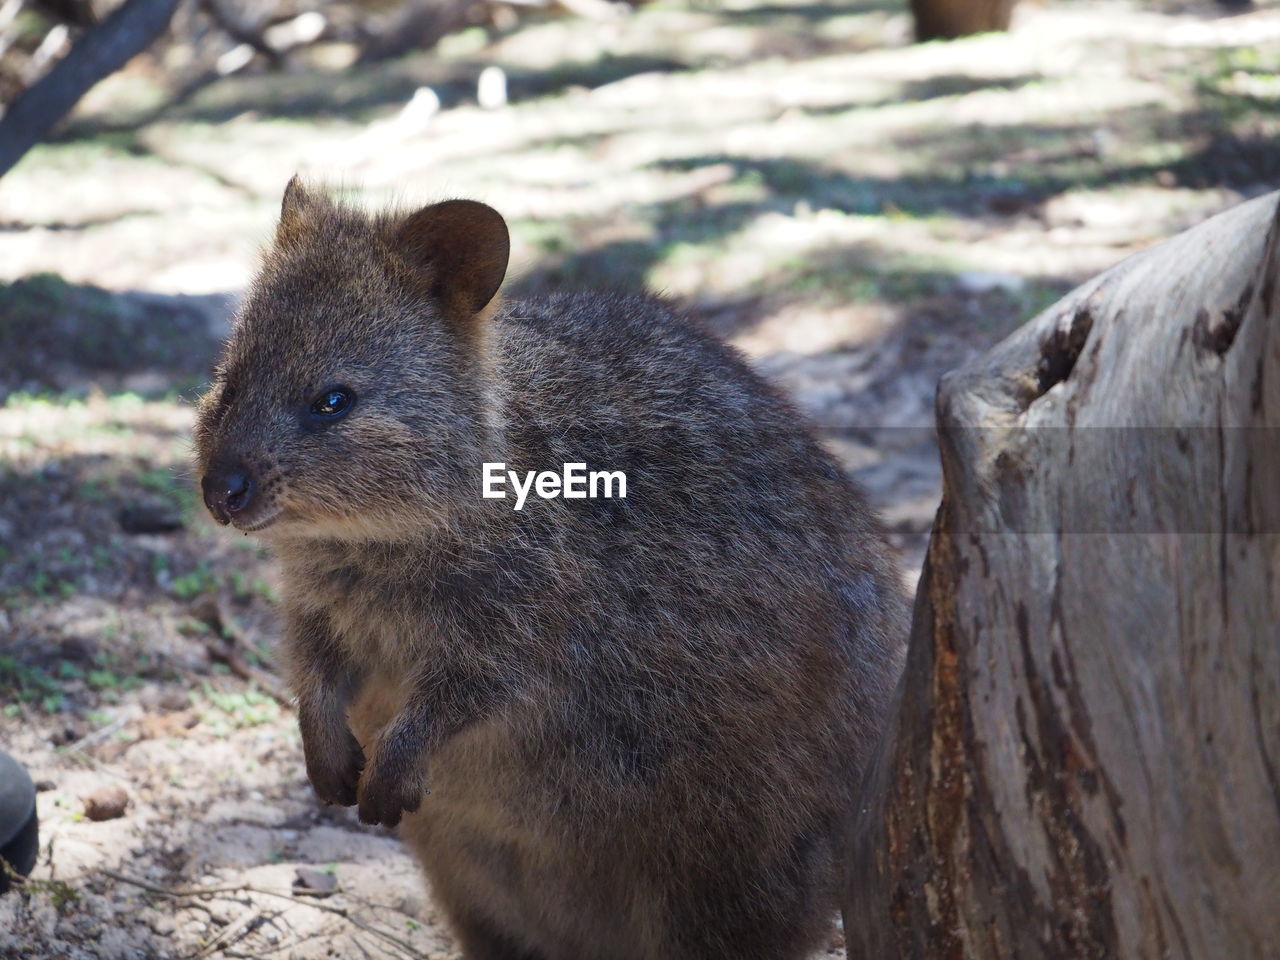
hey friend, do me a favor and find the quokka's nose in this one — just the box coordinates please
[201,466,253,525]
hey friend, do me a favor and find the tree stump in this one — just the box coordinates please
[910,0,1016,42]
[844,191,1280,959]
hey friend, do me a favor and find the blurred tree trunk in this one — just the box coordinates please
[31,0,97,28]
[357,0,479,63]
[910,0,1015,41]
[844,191,1280,958]
[0,0,179,178]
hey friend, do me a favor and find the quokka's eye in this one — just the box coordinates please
[309,387,355,421]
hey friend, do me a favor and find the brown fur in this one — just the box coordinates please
[194,179,908,960]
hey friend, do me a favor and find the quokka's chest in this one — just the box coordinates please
[291,556,438,667]
[286,541,548,667]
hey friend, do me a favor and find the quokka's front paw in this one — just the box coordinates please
[304,727,365,808]
[356,752,426,828]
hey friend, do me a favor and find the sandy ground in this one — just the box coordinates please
[1,0,1277,955]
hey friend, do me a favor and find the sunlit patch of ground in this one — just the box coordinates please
[0,390,462,957]
[0,0,1276,954]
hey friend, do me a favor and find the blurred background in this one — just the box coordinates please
[0,0,1277,955]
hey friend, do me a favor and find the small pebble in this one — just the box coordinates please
[293,866,338,895]
[83,784,129,821]
[141,687,192,713]
[119,500,184,534]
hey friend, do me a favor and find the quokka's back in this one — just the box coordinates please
[194,180,908,960]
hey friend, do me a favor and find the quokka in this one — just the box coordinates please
[194,178,907,960]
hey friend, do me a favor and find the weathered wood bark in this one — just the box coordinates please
[844,191,1280,959]
[0,0,180,178]
[910,0,1015,41]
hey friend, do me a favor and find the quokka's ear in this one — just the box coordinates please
[276,175,324,247]
[391,200,510,320]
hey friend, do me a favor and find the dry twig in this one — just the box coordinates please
[100,868,420,959]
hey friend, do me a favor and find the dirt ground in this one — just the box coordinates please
[1,0,1277,956]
